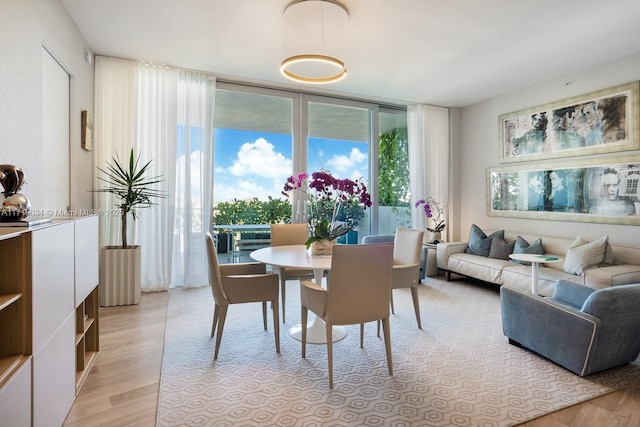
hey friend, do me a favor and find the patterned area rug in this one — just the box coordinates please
[157,277,640,426]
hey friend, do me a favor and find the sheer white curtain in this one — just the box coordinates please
[136,64,178,291]
[407,104,450,240]
[171,71,215,289]
[94,56,214,291]
[94,57,138,249]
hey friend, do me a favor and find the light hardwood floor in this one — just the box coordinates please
[63,291,640,427]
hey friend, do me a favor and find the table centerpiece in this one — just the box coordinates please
[282,170,372,255]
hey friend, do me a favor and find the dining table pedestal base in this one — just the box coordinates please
[290,317,347,344]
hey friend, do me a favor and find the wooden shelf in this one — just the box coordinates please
[0,293,21,311]
[0,355,29,389]
[75,350,98,392]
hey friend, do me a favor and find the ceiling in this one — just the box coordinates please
[62,0,640,108]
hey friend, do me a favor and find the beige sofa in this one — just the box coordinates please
[436,231,640,296]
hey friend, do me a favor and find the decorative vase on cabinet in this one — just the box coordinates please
[427,231,441,243]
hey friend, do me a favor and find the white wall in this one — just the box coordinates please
[454,52,640,246]
[0,0,94,213]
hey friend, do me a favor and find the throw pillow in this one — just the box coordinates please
[512,236,543,265]
[564,235,609,275]
[465,224,504,257]
[602,239,615,267]
[488,237,515,260]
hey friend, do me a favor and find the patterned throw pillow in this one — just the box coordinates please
[564,235,610,275]
[488,237,515,260]
[512,236,543,265]
[465,224,505,257]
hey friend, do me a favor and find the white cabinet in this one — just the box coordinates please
[0,217,99,426]
[0,358,31,427]
[33,313,76,427]
[74,215,100,394]
[75,216,99,305]
[32,222,75,354]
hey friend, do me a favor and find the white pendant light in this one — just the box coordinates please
[281,0,349,84]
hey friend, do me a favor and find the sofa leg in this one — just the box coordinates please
[508,338,523,348]
[446,271,451,281]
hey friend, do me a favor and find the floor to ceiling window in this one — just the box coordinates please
[212,82,408,247]
[378,107,410,235]
[305,96,374,241]
[213,85,296,228]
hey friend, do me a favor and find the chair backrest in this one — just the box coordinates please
[393,227,424,265]
[326,243,394,325]
[361,234,394,244]
[205,232,228,305]
[270,223,309,246]
[581,283,640,368]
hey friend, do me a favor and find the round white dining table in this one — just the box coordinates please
[250,245,346,344]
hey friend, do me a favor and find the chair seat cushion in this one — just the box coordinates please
[583,264,640,288]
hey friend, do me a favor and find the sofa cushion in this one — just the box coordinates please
[583,264,640,289]
[465,224,504,256]
[512,236,543,265]
[502,265,583,297]
[448,253,512,284]
[564,235,609,275]
[488,237,515,260]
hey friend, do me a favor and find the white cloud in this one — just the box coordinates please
[214,178,286,205]
[327,147,367,174]
[229,137,292,179]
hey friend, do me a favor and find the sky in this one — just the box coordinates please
[213,128,369,204]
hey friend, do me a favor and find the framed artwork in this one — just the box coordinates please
[499,81,640,163]
[487,154,640,225]
[81,110,93,151]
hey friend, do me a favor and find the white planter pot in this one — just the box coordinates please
[99,245,141,306]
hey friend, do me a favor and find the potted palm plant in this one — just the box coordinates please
[93,148,164,306]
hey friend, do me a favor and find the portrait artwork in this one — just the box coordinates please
[499,82,639,162]
[488,155,640,225]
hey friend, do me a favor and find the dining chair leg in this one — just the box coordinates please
[411,286,422,329]
[280,275,287,323]
[326,322,334,389]
[272,298,280,353]
[211,304,219,338]
[390,291,395,315]
[376,319,381,338]
[381,317,393,376]
[214,305,229,360]
[262,301,268,330]
[301,306,308,358]
[360,323,365,348]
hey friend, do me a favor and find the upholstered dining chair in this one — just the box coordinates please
[362,228,425,329]
[391,227,425,329]
[205,232,280,360]
[270,223,314,322]
[300,243,394,388]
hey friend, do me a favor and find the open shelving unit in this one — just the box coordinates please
[0,232,31,393]
[75,286,99,393]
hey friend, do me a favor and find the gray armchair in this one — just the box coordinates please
[501,279,640,377]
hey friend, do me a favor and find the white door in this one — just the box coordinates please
[42,47,70,213]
